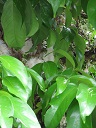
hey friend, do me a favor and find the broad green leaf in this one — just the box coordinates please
[67,102,92,128]
[62,68,75,77]
[24,0,39,37]
[65,7,72,27]
[2,76,28,102]
[1,0,26,48]
[92,107,96,128]
[75,48,85,69]
[56,49,75,68]
[47,30,56,47]
[43,61,58,83]
[13,0,26,22]
[0,117,13,128]
[0,91,14,128]
[62,26,75,42]
[31,24,49,51]
[12,97,41,128]
[74,34,86,54]
[67,103,82,128]
[76,84,96,123]
[42,83,57,115]
[81,0,89,13]
[0,91,41,128]
[87,0,96,29]
[0,95,14,117]
[71,0,81,19]
[27,68,46,92]
[44,83,77,128]
[31,63,43,102]
[0,55,32,98]
[47,0,63,16]
[40,0,53,27]
[56,77,67,95]
[65,0,72,7]
[69,75,96,87]
[60,0,65,7]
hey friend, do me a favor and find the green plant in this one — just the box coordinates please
[0,0,96,128]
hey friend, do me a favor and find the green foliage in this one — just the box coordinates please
[0,0,96,128]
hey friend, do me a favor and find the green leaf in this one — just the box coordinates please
[87,0,96,29]
[12,97,41,128]
[0,91,41,128]
[0,95,14,117]
[74,34,86,55]
[2,76,28,102]
[42,83,57,115]
[40,0,53,27]
[31,24,49,51]
[0,117,13,128]
[81,0,89,13]
[24,0,39,37]
[56,49,75,68]
[1,0,26,48]
[56,77,67,95]
[31,63,43,102]
[92,107,96,128]
[65,7,72,27]
[69,75,96,87]
[76,83,96,123]
[47,30,56,47]
[62,26,75,42]
[67,102,92,128]
[0,55,32,98]
[43,61,58,83]
[44,83,77,128]
[27,68,46,92]
[47,0,63,16]
[71,0,81,19]
[67,103,82,128]
[0,91,14,128]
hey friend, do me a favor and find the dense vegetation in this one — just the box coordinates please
[0,0,96,128]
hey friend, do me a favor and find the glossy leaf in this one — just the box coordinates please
[0,117,13,128]
[2,76,28,102]
[62,26,75,42]
[74,34,86,54]
[0,91,14,128]
[43,61,58,82]
[44,83,77,128]
[69,75,96,87]
[76,83,96,123]
[1,0,26,48]
[0,55,32,98]
[40,0,53,27]
[42,83,57,115]
[0,95,14,117]
[67,103,82,128]
[12,97,41,128]
[56,49,75,68]
[67,102,92,128]
[56,77,67,95]
[47,30,56,47]
[32,24,49,51]
[24,0,39,37]
[87,0,96,29]
[0,91,41,128]
[65,7,72,27]
[27,68,46,92]
[31,63,43,102]
[71,0,81,19]
[47,0,63,16]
